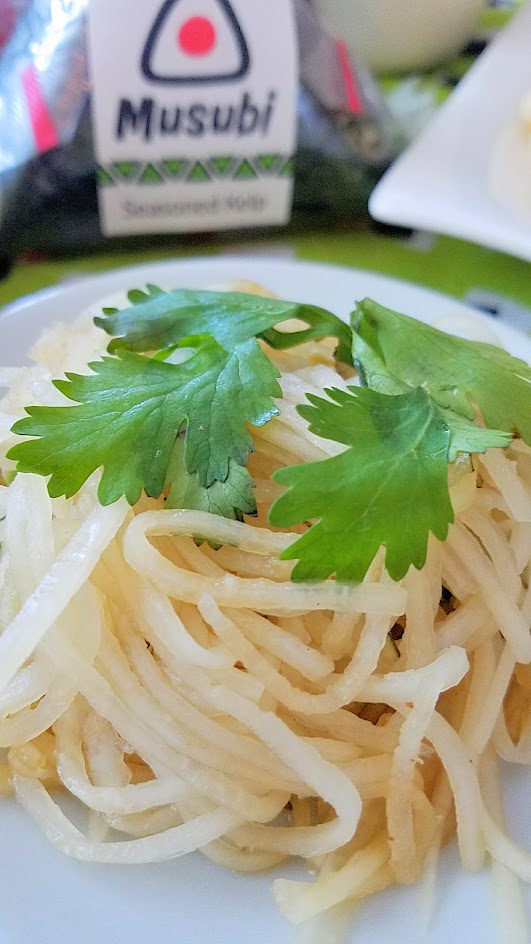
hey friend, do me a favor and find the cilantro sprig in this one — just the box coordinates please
[352,299,531,443]
[8,288,351,519]
[270,386,453,582]
[96,286,353,366]
[269,299,528,581]
[9,337,281,507]
[7,286,529,584]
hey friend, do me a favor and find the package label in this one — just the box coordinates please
[87,0,298,235]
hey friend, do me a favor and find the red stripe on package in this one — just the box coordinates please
[336,40,363,115]
[21,64,59,154]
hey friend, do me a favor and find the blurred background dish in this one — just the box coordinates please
[369,1,531,262]
[312,0,484,74]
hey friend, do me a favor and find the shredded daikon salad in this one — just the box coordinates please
[0,279,529,943]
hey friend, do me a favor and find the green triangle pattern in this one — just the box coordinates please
[187,161,211,182]
[163,159,186,178]
[256,154,278,172]
[96,165,115,186]
[139,163,164,184]
[234,158,257,179]
[210,156,232,175]
[280,156,294,176]
[113,161,140,180]
[102,155,292,187]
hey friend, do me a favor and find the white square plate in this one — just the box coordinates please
[369,2,531,262]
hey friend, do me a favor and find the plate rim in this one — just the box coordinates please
[1,254,530,356]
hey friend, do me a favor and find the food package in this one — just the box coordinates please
[0,0,30,50]
[0,0,401,260]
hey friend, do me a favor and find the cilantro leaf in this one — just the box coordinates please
[95,288,353,365]
[269,386,453,583]
[124,284,164,306]
[438,407,511,462]
[165,435,256,520]
[8,336,280,507]
[352,299,531,443]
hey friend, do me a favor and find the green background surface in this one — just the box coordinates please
[1,228,530,312]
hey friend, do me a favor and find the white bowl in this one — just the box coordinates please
[313,0,485,74]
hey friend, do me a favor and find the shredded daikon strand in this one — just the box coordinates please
[480,745,529,944]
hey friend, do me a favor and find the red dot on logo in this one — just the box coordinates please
[178,16,216,56]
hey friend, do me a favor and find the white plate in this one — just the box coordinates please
[369,2,531,262]
[0,257,529,944]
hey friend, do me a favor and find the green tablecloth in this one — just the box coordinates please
[1,228,530,323]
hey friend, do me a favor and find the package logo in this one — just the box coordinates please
[141,0,250,85]
[88,0,296,236]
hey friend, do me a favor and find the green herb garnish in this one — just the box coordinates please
[8,289,350,519]
[165,436,256,521]
[8,336,281,510]
[269,299,527,581]
[7,287,529,583]
[352,299,530,443]
[96,286,353,365]
[270,386,453,582]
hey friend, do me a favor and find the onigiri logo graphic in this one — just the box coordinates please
[141,0,250,84]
